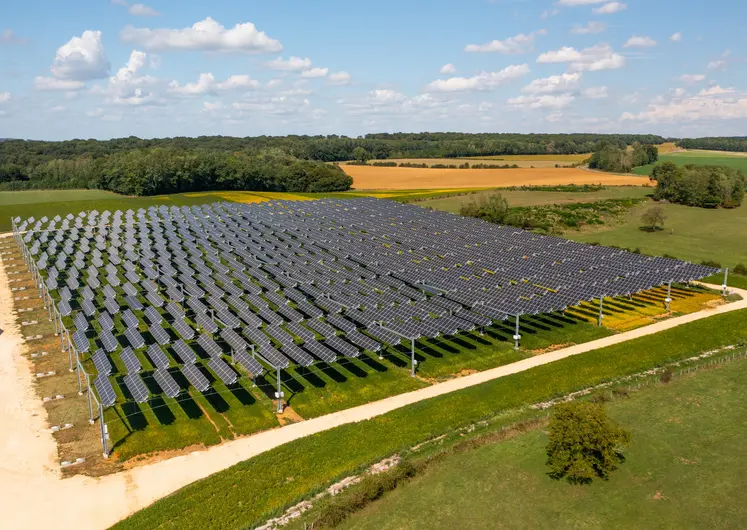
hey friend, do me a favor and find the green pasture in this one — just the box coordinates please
[571,201,747,269]
[418,186,652,213]
[113,309,747,530]
[633,151,747,176]
[341,356,747,530]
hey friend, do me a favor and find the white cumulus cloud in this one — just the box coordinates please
[425,64,530,92]
[537,43,624,72]
[120,17,283,53]
[300,67,328,78]
[50,30,110,80]
[670,32,682,42]
[168,72,260,96]
[621,88,747,123]
[34,76,86,91]
[0,92,11,103]
[267,56,312,71]
[129,3,159,16]
[440,63,456,74]
[592,2,627,14]
[583,86,609,98]
[557,0,607,5]
[624,35,657,48]
[678,74,706,84]
[521,72,581,94]
[328,71,352,85]
[508,93,575,110]
[465,30,547,54]
[571,21,607,34]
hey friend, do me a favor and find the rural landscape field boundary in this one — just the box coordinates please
[1,225,745,530]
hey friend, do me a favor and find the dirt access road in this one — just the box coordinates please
[0,235,743,529]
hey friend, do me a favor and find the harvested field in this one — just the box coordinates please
[345,166,652,190]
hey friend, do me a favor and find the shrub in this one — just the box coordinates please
[701,259,722,268]
[733,263,747,276]
[546,402,631,484]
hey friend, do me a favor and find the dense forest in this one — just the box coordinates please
[588,142,659,173]
[676,137,747,152]
[651,162,745,208]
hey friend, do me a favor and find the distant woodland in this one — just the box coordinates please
[1,132,746,196]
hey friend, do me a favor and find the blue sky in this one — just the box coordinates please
[1,0,746,140]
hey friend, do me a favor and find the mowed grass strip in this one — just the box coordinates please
[340,356,747,530]
[419,186,652,213]
[114,309,747,530]
[633,151,747,176]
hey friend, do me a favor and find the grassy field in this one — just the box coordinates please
[341,357,747,530]
[114,309,747,530]
[570,201,747,269]
[419,186,652,213]
[345,165,651,190]
[633,151,747,176]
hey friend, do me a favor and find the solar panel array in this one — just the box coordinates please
[17,198,717,409]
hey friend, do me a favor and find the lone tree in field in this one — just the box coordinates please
[641,205,667,231]
[546,402,631,484]
[353,146,369,164]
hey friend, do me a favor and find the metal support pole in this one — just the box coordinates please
[82,367,94,424]
[410,339,417,377]
[275,369,284,414]
[99,400,109,458]
[513,315,521,350]
[723,268,729,296]
[665,281,672,311]
[75,349,83,395]
[598,297,604,327]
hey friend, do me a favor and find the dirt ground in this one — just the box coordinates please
[344,166,652,190]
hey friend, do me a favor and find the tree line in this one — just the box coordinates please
[0,147,352,195]
[588,142,659,173]
[676,137,747,152]
[651,162,745,208]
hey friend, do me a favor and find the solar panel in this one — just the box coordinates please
[305,318,337,339]
[146,343,170,369]
[197,334,223,358]
[91,349,112,376]
[144,306,162,325]
[124,373,149,403]
[194,312,219,334]
[365,325,402,346]
[326,314,357,333]
[303,339,338,363]
[120,347,142,374]
[281,344,314,367]
[74,312,89,332]
[58,300,72,317]
[99,328,119,353]
[286,321,316,342]
[72,330,90,353]
[124,328,145,349]
[257,345,290,369]
[149,322,171,345]
[98,311,114,331]
[153,368,180,398]
[172,339,196,364]
[94,375,116,407]
[122,310,139,328]
[181,363,210,392]
[233,350,265,376]
[325,336,360,358]
[104,296,120,315]
[346,330,382,352]
[208,357,238,385]
[172,318,195,340]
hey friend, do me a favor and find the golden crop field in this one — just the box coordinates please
[344,165,653,190]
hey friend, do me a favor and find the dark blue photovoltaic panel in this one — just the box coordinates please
[94,375,116,407]
[234,350,264,376]
[124,373,149,403]
[208,357,238,385]
[172,339,196,364]
[181,363,210,392]
[153,368,180,398]
[92,349,112,376]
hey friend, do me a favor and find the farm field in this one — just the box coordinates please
[419,186,652,213]
[114,309,747,530]
[339,356,747,530]
[570,201,747,269]
[345,165,651,190]
[633,151,747,176]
